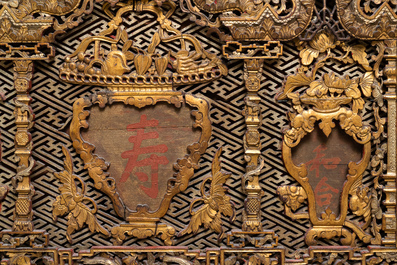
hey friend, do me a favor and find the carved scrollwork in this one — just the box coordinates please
[181,0,315,41]
[337,0,397,40]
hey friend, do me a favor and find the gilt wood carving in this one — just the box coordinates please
[0,0,397,263]
[69,91,211,244]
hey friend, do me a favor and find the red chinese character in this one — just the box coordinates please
[120,114,169,199]
[305,145,341,178]
[314,177,339,207]
[305,144,341,207]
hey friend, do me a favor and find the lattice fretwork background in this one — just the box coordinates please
[0,2,382,258]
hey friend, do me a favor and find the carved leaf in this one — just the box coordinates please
[211,147,222,181]
[287,93,303,113]
[1,19,11,34]
[120,30,128,43]
[178,203,215,235]
[347,45,371,70]
[52,146,109,243]
[148,32,160,54]
[307,80,327,97]
[319,120,334,137]
[277,73,312,100]
[360,72,374,97]
[122,40,133,53]
[178,147,234,241]
[299,48,319,66]
[352,98,365,113]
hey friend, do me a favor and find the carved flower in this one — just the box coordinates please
[324,72,352,94]
[299,31,338,65]
[307,80,328,97]
[306,73,348,97]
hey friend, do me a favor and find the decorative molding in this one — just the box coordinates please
[69,90,211,244]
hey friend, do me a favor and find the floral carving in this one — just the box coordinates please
[278,30,374,118]
[178,147,235,241]
[52,146,109,243]
[278,30,376,245]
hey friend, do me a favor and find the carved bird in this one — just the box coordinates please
[178,147,235,241]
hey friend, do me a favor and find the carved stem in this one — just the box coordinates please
[12,60,35,232]
[242,59,264,232]
[382,42,397,245]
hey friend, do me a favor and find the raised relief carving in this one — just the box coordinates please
[54,0,228,245]
[1,0,397,262]
[52,146,109,243]
[0,0,95,43]
[277,185,309,220]
[337,0,397,39]
[59,0,227,88]
[277,30,377,245]
[67,91,211,245]
[179,147,235,241]
[181,0,315,41]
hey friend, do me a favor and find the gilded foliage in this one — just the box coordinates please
[278,30,375,115]
[178,147,235,241]
[52,146,109,243]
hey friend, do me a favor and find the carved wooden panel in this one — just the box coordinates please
[0,0,396,263]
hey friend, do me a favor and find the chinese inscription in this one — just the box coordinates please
[120,114,169,199]
[305,145,341,208]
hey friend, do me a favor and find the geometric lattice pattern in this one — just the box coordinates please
[0,4,381,259]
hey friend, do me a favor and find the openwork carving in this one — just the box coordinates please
[52,146,109,243]
[278,30,377,245]
[59,0,227,88]
[179,147,235,241]
[1,0,397,262]
[181,0,315,41]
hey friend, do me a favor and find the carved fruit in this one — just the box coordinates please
[104,51,130,76]
[155,56,168,75]
[134,54,152,75]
